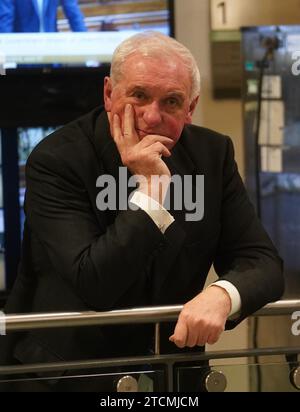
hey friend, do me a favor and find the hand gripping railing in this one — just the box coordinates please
[1,300,300,391]
[3,299,300,333]
[1,299,300,356]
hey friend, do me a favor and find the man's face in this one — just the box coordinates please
[104,53,198,149]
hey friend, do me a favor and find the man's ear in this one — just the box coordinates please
[185,96,199,124]
[104,77,113,112]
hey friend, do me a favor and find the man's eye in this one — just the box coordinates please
[166,98,180,107]
[133,91,146,100]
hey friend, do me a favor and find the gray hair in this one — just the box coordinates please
[110,31,201,101]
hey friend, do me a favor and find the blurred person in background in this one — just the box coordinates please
[0,0,87,32]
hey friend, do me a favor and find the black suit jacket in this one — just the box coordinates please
[0,107,284,366]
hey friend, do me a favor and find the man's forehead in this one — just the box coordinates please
[115,53,192,97]
[121,53,187,78]
[124,50,178,63]
[122,61,190,88]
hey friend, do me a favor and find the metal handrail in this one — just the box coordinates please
[1,347,300,377]
[2,299,300,333]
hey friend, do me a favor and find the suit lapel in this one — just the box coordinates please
[152,131,198,303]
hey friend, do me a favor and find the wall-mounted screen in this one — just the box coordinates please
[0,0,174,71]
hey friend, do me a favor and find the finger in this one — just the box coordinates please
[169,321,188,348]
[140,135,174,150]
[150,142,171,158]
[140,143,172,158]
[206,335,218,345]
[185,327,200,348]
[162,149,172,158]
[143,147,171,159]
[123,104,139,144]
[143,145,171,159]
[159,146,171,158]
[196,332,209,347]
[207,328,223,345]
[112,113,122,144]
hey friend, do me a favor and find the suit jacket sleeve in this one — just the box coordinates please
[213,137,284,326]
[25,147,166,311]
[0,0,14,32]
[61,0,86,32]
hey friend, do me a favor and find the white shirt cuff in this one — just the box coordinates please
[209,280,242,318]
[130,191,175,234]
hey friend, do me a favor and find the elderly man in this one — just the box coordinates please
[1,32,283,389]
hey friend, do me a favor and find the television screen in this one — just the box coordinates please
[0,0,174,71]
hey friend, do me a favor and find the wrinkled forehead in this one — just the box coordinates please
[122,50,187,71]
[119,53,192,91]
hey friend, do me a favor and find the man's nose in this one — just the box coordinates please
[142,101,162,127]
